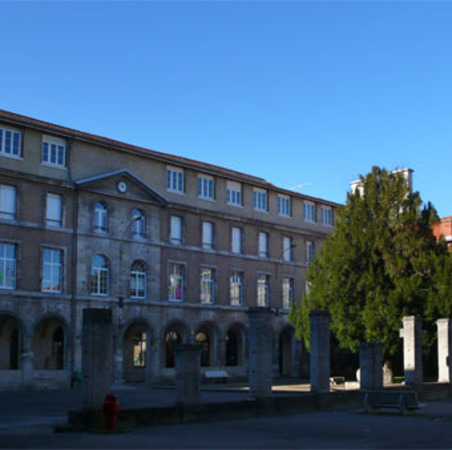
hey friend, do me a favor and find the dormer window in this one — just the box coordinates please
[42,135,66,168]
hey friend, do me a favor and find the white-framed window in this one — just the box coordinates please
[42,248,63,293]
[200,267,215,304]
[202,221,214,250]
[257,274,270,307]
[230,271,243,306]
[0,126,21,159]
[46,193,62,227]
[258,232,268,258]
[198,175,214,200]
[283,236,292,262]
[94,202,108,233]
[42,135,66,168]
[168,263,184,302]
[278,194,291,217]
[227,181,242,207]
[306,240,315,263]
[90,255,109,296]
[132,209,145,239]
[170,216,182,245]
[130,260,146,299]
[253,188,268,212]
[282,277,294,310]
[0,243,16,289]
[166,166,184,194]
[303,201,316,223]
[0,185,16,221]
[321,206,333,226]
[232,227,242,254]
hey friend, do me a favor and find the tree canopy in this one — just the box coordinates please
[290,166,452,356]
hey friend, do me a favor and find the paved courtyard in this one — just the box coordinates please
[0,386,451,448]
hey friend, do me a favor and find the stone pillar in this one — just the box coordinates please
[217,337,226,368]
[399,315,423,385]
[359,343,383,390]
[248,307,274,399]
[82,308,113,410]
[174,344,201,405]
[437,318,452,383]
[21,334,34,387]
[310,311,330,393]
[150,337,161,380]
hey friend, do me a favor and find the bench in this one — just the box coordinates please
[363,391,420,415]
[202,370,230,383]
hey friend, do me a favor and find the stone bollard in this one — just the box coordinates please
[248,307,274,399]
[437,319,452,383]
[174,344,201,405]
[359,343,383,390]
[82,308,113,410]
[399,316,423,385]
[310,311,331,393]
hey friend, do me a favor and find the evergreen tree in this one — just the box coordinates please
[290,166,452,357]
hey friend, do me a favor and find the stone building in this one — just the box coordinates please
[0,109,338,389]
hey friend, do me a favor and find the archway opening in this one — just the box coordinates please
[226,326,244,367]
[196,331,210,367]
[123,323,149,383]
[33,317,66,370]
[0,315,21,370]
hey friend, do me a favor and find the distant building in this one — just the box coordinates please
[350,168,414,195]
[0,109,338,389]
[432,217,452,249]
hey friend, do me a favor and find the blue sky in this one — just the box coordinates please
[2,1,452,215]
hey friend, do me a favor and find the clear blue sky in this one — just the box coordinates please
[2,1,452,215]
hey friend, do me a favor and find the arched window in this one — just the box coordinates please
[164,330,181,368]
[90,255,109,295]
[130,260,146,299]
[133,331,146,368]
[94,202,108,233]
[196,331,210,367]
[52,327,64,370]
[132,209,145,239]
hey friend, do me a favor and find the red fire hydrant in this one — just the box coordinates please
[103,393,120,431]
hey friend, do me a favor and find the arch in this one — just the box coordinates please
[279,326,295,377]
[130,260,146,299]
[32,316,68,370]
[0,313,23,370]
[90,254,109,296]
[123,320,152,383]
[162,320,190,368]
[225,322,247,367]
[196,321,220,367]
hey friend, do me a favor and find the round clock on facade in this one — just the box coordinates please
[117,181,128,193]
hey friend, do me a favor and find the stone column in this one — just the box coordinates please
[82,308,113,410]
[174,344,201,405]
[21,334,34,387]
[437,318,452,383]
[399,315,423,385]
[248,307,274,399]
[310,311,330,393]
[217,337,226,368]
[359,343,383,390]
[150,337,161,380]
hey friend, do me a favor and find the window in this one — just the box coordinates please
[42,135,65,168]
[321,206,333,226]
[230,271,243,306]
[257,274,270,307]
[90,255,109,296]
[0,127,21,159]
[133,332,146,368]
[0,243,16,289]
[227,181,242,206]
[278,194,291,217]
[170,216,182,245]
[0,185,16,221]
[232,227,242,254]
[166,166,184,194]
[253,188,268,212]
[304,201,316,223]
[283,236,292,262]
[94,202,108,233]
[258,232,268,258]
[42,248,63,293]
[168,263,184,301]
[46,194,62,227]
[130,260,146,298]
[200,267,215,304]
[306,240,315,263]
[132,209,145,239]
[202,221,214,249]
[282,277,294,309]
[198,175,214,200]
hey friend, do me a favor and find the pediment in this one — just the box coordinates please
[75,169,168,205]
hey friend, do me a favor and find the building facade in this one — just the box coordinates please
[0,110,338,389]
